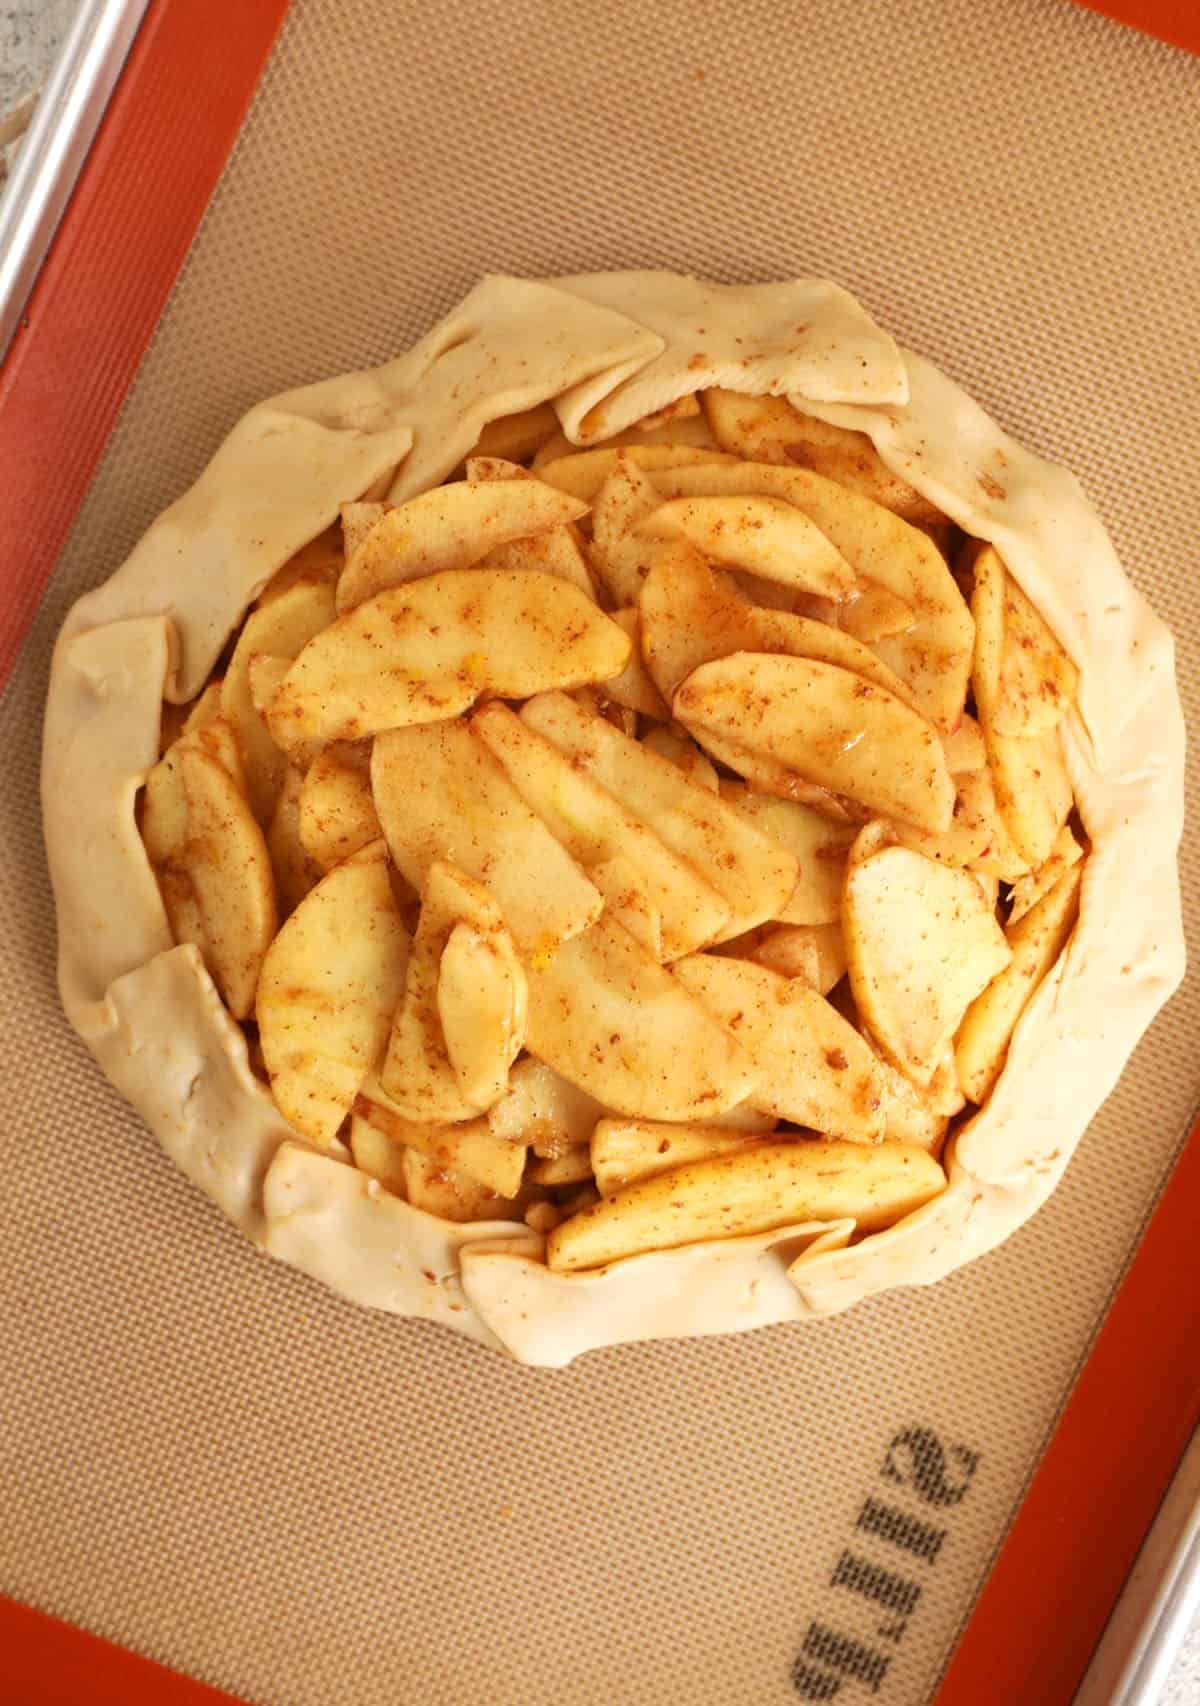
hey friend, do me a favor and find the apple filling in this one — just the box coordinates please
[140,388,1084,1274]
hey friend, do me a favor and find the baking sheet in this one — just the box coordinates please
[2,2,1197,1701]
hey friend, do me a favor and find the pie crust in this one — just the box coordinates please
[43,272,1185,1364]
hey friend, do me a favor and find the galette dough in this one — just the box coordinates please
[42,272,1185,1366]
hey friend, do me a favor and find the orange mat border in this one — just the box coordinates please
[934,1117,1200,1703]
[1066,0,1200,53]
[0,1598,247,1705]
[1,1,1196,1702]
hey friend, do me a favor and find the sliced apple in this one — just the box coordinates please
[588,856,663,959]
[942,713,986,774]
[220,576,337,821]
[527,1148,595,1188]
[844,843,1011,1088]
[402,1147,523,1223]
[1007,824,1084,926]
[673,953,884,1140]
[437,917,528,1111]
[255,529,342,608]
[356,1072,527,1197]
[546,1137,946,1272]
[591,1119,768,1196]
[473,701,729,960]
[719,781,857,924]
[341,501,389,562]
[837,579,918,642]
[272,569,630,747]
[149,744,276,1020]
[520,689,798,940]
[589,453,666,606]
[749,922,848,993]
[701,388,945,523]
[348,1114,409,1197]
[466,455,597,597]
[256,839,409,1145]
[987,723,1074,869]
[956,863,1083,1103]
[525,914,758,1122]
[888,767,1006,871]
[600,608,669,718]
[371,720,602,955]
[336,478,588,611]
[640,726,720,791]
[970,542,1078,739]
[639,493,855,600]
[467,400,561,464]
[382,860,520,1121]
[485,1057,610,1152]
[298,745,380,873]
[536,443,738,503]
[267,762,324,916]
[676,653,955,835]
[638,540,914,707]
[648,462,973,732]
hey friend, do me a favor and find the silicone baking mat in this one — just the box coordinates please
[1,2,1197,1702]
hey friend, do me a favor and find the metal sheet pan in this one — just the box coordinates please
[0,0,150,360]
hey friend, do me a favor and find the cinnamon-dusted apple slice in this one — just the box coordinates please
[672,953,885,1141]
[485,1057,610,1153]
[467,400,561,464]
[591,1120,769,1196]
[256,839,409,1145]
[701,387,944,522]
[371,719,602,956]
[546,1138,946,1273]
[519,689,797,940]
[749,922,848,994]
[648,462,973,731]
[942,711,987,774]
[402,1148,523,1224]
[255,527,343,607]
[336,478,588,611]
[844,839,1011,1088]
[955,862,1083,1103]
[969,542,1078,739]
[465,456,596,598]
[382,860,525,1121]
[220,575,337,821]
[266,762,324,916]
[589,452,664,606]
[525,914,758,1122]
[356,1072,527,1198]
[987,723,1074,869]
[437,918,528,1113]
[640,726,720,792]
[638,541,914,706]
[1007,824,1084,926]
[888,767,1009,872]
[298,744,379,873]
[472,700,729,960]
[587,857,663,959]
[639,494,855,600]
[272,569,630,747]
[835,579,918,642]
[719,781,858,924]
[602,609,670,719]
[676,653,955,835]
[526,1148,595,1188]
[341,501,388,562]
[144,742,277,1021]
[536,442,738,503]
